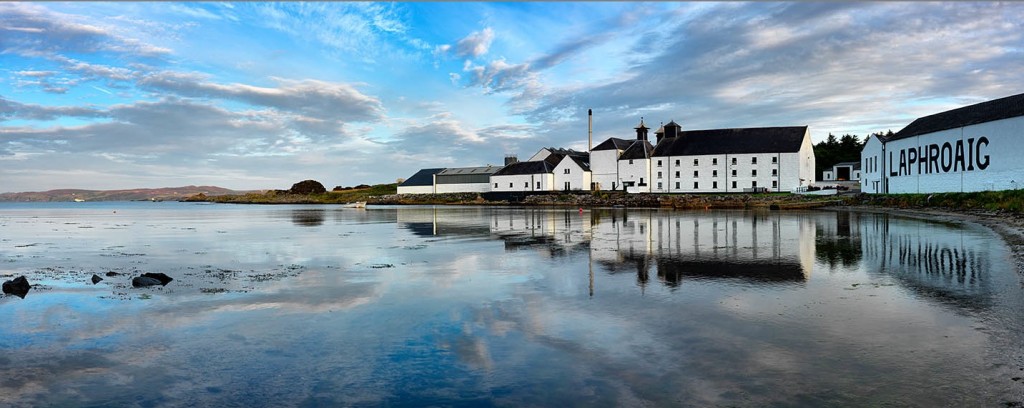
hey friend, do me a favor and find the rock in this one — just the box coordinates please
[2,276,31,298]
[91,274,103,284]
[131,276,162,287]
[288,180,327,195]
[105,271,120,277]
[132,272,173,287]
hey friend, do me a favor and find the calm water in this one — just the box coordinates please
[1,202,1023,407]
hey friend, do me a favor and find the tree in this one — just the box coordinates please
[813,133,866,181]
[288,180,327,195]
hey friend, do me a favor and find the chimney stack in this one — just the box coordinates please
[588,108,593,151]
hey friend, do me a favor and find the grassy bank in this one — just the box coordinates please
[186,183,398,204]
[856,189,1024,213]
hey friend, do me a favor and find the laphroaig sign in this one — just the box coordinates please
[888,137,990,177]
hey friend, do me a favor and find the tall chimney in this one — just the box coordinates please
[588,108,593,151]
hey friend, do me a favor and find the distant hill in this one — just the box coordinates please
[0,186,249,202]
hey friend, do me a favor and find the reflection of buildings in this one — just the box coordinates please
[396,207,825,289]
[858,213,997,310]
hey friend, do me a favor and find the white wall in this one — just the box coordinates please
[860,135,884,194]
[871,115,1023,194]
[618,157,651,193]
[590,149,621,191]
[553,158,592,191]
[490,173,555,192]
[397,185,434,194]
[435,182,491,193]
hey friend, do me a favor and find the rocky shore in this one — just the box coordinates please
[368,192,849,209]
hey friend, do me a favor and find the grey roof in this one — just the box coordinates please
[652,126,807,156]
[833,161,861,170]
[592,137,633,151]
[892,92,1024,141]
[436,166,502,176]
[492,157,559,176]
[564,155,591,171]
[542,147,589,159]
[618,140,654,160]
[399,168,444,187]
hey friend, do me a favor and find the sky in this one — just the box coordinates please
[2,2,1023,192]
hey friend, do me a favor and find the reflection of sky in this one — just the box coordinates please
[1,203,1022,406]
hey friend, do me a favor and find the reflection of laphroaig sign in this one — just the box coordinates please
[888,137,990,177]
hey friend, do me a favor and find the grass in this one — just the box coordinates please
[189,183,398,204]
[860,189,1024,213]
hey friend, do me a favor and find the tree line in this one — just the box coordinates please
[814,130,893,180]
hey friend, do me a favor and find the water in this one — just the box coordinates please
[1,202,1023,407]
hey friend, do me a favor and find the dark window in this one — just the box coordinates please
[713,170,718,177]
[509,183,513,188]
[772,180,778,188]
[752,181,757,188]
[657,171,663,178]
[657,160,662,167]
[494,183,497,188]
[536,182,540,189]
[731,169,737,177]
[713,181,718,189]
[675,159,680,166]
[732,181,737,189]
[731,157,737,165]
[713,158,718,165]
[772,169,778,176]
[524,182,528,188]
[693,182,698,189]
[752,169,757,176]
[772,156,778,164]
[629,159,633,164]
[675,171,680,178]
[693,159,698,166]
[693,170,698,178]
[675,182,680,189]
[751,157,757,164]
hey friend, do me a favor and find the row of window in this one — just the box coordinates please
[658,169,778,178]
[655,156,779,167]
[495,182,542,189]
[656,180,779,190]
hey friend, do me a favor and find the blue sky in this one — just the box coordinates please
[2,2,1023,192]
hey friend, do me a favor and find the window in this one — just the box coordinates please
[752,169,757,176]
[657,171,663,178]
[657,159,662,167]
[731,169,737,177]
[752,181,757,188]
[732,181,737,189]
[564,168,570,174]
[713,181,718,189]
[494,183,498,188]
[693,159,698,166]
[657,182,663,190]
[772,180,778,188]
[693,171,699,178]
[675,171,680,178]
[536,181,540,189]
[713,158,718,165]
[509,183,513,188]
[772,169,778,176]
[675,159,680,166]
[751,157,757,164]
[524,182,529,188]
[713,170,718,177]
[675,182,680,189]
[772,156,778,164]
[693,182,699,189]
[629,159,634,164]
[731,157,737,165]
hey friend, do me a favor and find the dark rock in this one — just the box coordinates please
[288,180,327,195]
[91,274,103,284]
[2,276,31,298]
[132,272,173,287]
[105,271,120,277]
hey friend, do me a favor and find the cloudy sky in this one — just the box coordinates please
[2,2,1022,192]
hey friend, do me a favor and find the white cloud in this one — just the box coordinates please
[455,27,494,58]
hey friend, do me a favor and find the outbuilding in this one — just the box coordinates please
[397,168,445,194]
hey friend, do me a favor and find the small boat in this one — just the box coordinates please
[73,198,86,202]
[342,201,366,208]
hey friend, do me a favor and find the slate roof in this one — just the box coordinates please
[592,137,634,151]
[564,155,591,171]
[489,158,557,175]
[892,92,1024,141]
[399,168,445,187]
[543,147,589,158]
[618,140,654,160]
[436,166,501,176]
[651,126,807,157]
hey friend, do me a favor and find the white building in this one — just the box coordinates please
[591,119,815,194]
[397,168,444,194]
[490,155,560,192]
[590,137,633,191]
[553,155,592,192]
[822,161,861,182]
[434,166,502,193]
[861,92,1024,194]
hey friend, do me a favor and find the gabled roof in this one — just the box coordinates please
[492,159,558,176]
[619,140,654,160]
[652,126,807,156]
[892,92,1024,141]
[560,155,591,171]
[592,137,633,151]
[436,166,501,176]
[545,147,588,158]
[399,168,445,187]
